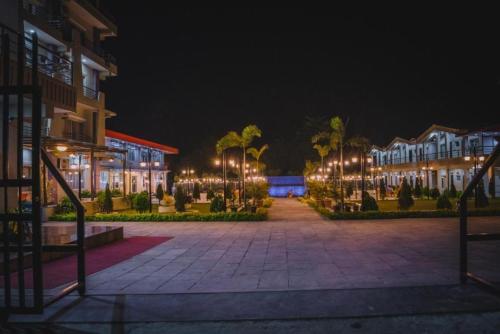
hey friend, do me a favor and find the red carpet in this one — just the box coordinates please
[1,236,171,289]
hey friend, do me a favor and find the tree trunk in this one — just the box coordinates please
[340,144,344,211]
[243,147,246,206]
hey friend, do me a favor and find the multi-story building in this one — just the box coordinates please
[370,124,500,196]
[0,0,178,204]
[102,130,178,195]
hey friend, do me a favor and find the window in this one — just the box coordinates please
[128,147,139,162]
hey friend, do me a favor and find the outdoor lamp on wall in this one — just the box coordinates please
[56,145,68,152]
[479,156,485,162]
[140,162,147,167]
[366,157,373,163]
[351,157,358,163]
[154,161,160,167]
[464,156,471,161]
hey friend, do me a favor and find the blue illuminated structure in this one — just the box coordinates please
[267,176,306,197]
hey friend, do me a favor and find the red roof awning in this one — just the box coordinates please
[105,130,179,154]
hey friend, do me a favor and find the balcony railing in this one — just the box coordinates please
[0,23,73,85]
[23,0,65,30]
[63,131,93,143]
[81,36,116,65]
[373,146,496,167]
[82,85,98,100]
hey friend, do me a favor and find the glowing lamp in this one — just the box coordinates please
[56,145,68,152]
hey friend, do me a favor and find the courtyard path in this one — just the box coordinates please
[59,198,500,295]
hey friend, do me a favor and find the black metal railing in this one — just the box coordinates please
[82,85,98,100]
[373,146,496,167]
[22,0,64,30]
[81,36,116,65]
[459,139,500,294]
[0,23,73,85]
[62,131,93,143]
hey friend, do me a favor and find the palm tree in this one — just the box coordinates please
[329,117,347,210]
[303,160,320,177]
[312,144,330,182]
[347,135,371,198]
[247,144,269,176]
[216,131,241,206]
[240,125,262,205]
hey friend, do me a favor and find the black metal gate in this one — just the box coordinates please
[1,27,85,317]
[459,138,500,294]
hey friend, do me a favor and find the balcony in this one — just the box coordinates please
[80,36,116,66]
[82,85,98,100]
[374,146,497,168]
[63,131,93,143]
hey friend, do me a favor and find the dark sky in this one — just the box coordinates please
[100,6,500,174]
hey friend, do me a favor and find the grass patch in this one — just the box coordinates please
[49,209,267,222]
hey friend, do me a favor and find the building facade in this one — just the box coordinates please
[370,124,500,196]
[0,0,178,205]
[102,130,178,195]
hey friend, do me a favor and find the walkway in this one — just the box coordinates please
[70,198,500,294]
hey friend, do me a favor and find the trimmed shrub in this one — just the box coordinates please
[246,181,269,202]
[430,187,440,199]
[156,183,164,202]
[207,189,215,201]
[476,179,489,208]
[262,198,274,208]
[133,191,149,213]
[379,178,387,200]
[397,177,414,210]
[192,182,201,202]
[489,177,495,199]
[449,183,457,198]
[345,182,354,199]
[111,189,122,197]
[175,186,187,212]
[413,178,422,198]
[361,191,378,211]
[210,194,226,212]
[436,194,452,210]
[55,197,75,214]
[97,184,113,213]
[80,190,92,199]
[422,186,430,198]
[126,193,138,209]
[50,211,268,222]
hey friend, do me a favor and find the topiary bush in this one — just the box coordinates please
[133,191,149,213]
[192,182,201,202]
[361,191,378,211]
[345,182,354,199]
[436,194,452,210]
[476,179,489,208]
[449,183,457,198]
[97,184,113,213]
[379,178,387,200]
[430,187,440,199]
[397,177,414,210]
[413,178,422,198]
[175,186,187,212]
[422,186,430,198]
[207,189,215,201]
[489,176,495,199]
[156,183,164,202]
[210,194,226,212]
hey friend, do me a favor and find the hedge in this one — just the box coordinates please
[298,198,500,220]
[49,210,267,222]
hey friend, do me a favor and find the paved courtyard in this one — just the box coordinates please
[65,198,500,295]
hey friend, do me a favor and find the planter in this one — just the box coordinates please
[158,206,176,213]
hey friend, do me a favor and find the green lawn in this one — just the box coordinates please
[361,198,500,211]
[191,203,211,213]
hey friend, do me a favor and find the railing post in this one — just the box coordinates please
[459,197,468,284]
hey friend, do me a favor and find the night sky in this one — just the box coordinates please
[100,6,500,175]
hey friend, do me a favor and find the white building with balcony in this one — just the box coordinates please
[370,124,500,196]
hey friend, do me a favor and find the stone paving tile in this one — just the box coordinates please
[69,198,500,295]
